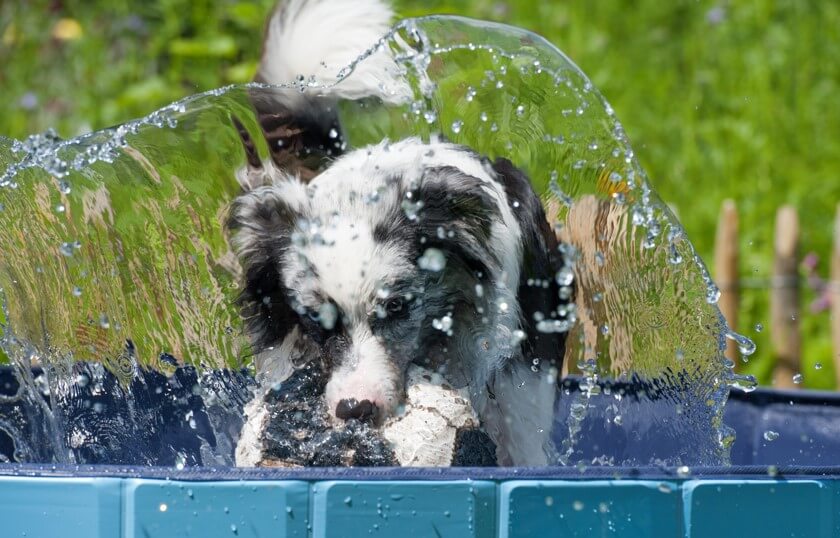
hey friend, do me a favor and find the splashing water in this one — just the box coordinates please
[0,15,752,466]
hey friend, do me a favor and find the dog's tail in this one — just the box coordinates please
[237,0,401,187]
[257,0,396,93]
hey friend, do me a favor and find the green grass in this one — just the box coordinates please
[1,0,839,387]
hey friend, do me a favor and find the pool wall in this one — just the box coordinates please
[1,469,836,537]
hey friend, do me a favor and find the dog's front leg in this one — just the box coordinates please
[476,359,558,466]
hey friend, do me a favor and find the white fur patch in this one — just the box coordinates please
[286,217,412,322]
[259,0,409,103]
[323,326,401,417]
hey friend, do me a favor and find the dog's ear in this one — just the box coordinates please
[410,166,502,280]
[227,181,308,352]
[490,157,571,372]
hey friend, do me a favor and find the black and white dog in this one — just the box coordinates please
[227,0,574,465]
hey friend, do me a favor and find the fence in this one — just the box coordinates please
[714,201,840,388]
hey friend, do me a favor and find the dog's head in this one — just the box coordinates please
[228,136,568,425]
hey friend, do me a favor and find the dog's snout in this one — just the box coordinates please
[335,398,379,423]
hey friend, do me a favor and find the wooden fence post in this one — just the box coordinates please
[832,204,840,388]
[771,206,800,389]
[714,200,739,365]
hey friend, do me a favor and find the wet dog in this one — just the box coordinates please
[227,0,574,465]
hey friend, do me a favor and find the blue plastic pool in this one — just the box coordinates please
[2,380,838,537]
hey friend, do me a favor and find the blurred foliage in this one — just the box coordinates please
[1,0,839,387]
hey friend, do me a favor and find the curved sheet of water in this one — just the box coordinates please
[0,15,753,466]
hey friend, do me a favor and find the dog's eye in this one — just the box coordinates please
[384,296,409,316]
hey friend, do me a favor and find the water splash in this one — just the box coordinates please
[0,14,752,466]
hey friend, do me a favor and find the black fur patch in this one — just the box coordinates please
[490,157,570,371]
[247,87,344,181]
[227,191,302,352]
[414,166,500,279]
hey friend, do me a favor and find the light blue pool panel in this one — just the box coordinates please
[2,475,840,537]
[123,479,310,538]
[0,476,121,537]
[311,480,496,538]
[683,480,833,538]
[499,480,682,537]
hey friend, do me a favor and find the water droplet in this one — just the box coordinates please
[572,500,584,511]
[515,105,525,116]
[474,284,484,298]
[99,314,110,329]
[792,373,803,384]
[159,503,168,512]
[432,315,453,333]
[318,302,338,330]
[401,197,424,221]
[59,242,75,257]
[418,248,446,271]
[705,285,721,304]
[555,267,574,286]
[815,362,823,370]
[668,243,683,264]
[731,374,758,393]
[754,323,763,332]
[72,286,82,297]
[764,430,779,441]
[450,120,463,134]
[676,465,690,477]
[422,110,437,124]
[328,128,338,139]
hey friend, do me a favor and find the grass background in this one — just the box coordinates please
[1,0,838,387]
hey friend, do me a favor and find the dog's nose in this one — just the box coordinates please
[335,398,379,424]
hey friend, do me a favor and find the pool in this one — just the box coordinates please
[2,383,838,537]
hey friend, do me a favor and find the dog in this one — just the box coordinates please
[227,0,574,466]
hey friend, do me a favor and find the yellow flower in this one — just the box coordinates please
[2,23,17,46]
[52,18,83,41]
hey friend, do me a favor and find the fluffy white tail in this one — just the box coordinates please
[257,0,406,102]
